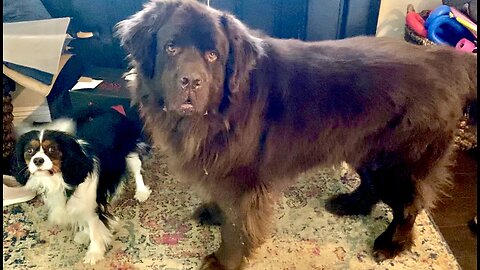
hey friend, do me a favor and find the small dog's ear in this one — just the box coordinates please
[219,14,263,112]
[13,133,32,185]
[58,134,94,186]
[115,1,179,79]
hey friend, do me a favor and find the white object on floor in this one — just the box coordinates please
[71,77,103,91]
[3,175,36,207]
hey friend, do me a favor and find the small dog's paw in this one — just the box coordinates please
[48,211,67,225]
[74,231,90,245]
[83,250,104,265]
[199,253,226,270]
[134,186,152,202]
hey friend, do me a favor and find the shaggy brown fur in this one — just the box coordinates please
[116,1,477,269]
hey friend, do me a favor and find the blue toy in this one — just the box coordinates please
[425,5,476,46]
[425,5,451,28]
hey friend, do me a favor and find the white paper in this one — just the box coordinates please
[3,18,70,75]
[71,77,103,91]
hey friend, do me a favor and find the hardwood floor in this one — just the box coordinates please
[431,150,477,270]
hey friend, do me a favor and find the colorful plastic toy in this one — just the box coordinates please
[426,5,476,46]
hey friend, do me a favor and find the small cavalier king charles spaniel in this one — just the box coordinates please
[13,108,152,264]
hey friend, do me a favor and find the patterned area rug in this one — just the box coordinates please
[3,152,460,270]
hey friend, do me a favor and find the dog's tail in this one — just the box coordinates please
[463,53,477,124]
[465,53,477,103]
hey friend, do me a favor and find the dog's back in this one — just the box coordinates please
[72,107,144,204]
[73,107,141,157]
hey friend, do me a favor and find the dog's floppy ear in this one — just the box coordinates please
[220,14,263,95]
[13,132,34,185]
[115,1,178,78]
[56,133,94,186]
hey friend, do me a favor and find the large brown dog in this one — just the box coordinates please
[116,1,477,269]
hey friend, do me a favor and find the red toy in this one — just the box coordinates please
[406,11,428,37]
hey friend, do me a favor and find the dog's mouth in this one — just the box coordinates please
[163,98,196,116]
[32,168,55,175]
[161,95,207,117]
[179,99,195,116]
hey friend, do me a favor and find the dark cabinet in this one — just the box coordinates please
[204,0,381,41]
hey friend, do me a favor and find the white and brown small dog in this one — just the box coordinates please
[13,108,152,264]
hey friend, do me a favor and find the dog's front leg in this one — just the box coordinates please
[83,217,112,265]
[200,183,274,270]
[126,152,152,202]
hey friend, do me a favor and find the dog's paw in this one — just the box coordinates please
[83,250,104,265]
[199,253,226,270]
[372,232,414,262]
[134,186,152,202]
[48,211,68,225]
[74,231,90,245]
[373,245,408,262]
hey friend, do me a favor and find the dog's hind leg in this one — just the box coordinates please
[325,167,381,216]
[372,172,418,262]
[324,160,418,260]
[126,152,151,202]
[371,146,453,261]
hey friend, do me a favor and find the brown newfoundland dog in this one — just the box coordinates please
[116,1,477,269]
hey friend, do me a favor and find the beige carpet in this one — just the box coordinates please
[3,151,460,269]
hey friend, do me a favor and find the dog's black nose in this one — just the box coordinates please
[33,157,44,166]
[180,74,202,89]
[180,76,189,88]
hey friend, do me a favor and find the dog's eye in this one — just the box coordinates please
[26,148,34,155]
[206,51,218,62]
[48,146,56,153]
[165,42,177,55]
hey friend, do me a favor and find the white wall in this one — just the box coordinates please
[376,0,442,39]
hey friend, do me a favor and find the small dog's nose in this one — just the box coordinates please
[33,157,44,166]
[180,74,202,89]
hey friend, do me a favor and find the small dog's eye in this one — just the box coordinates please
[26,148,34,154]
[165,42,177,55]
[206,51,218,62]
[48,146,56,153]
